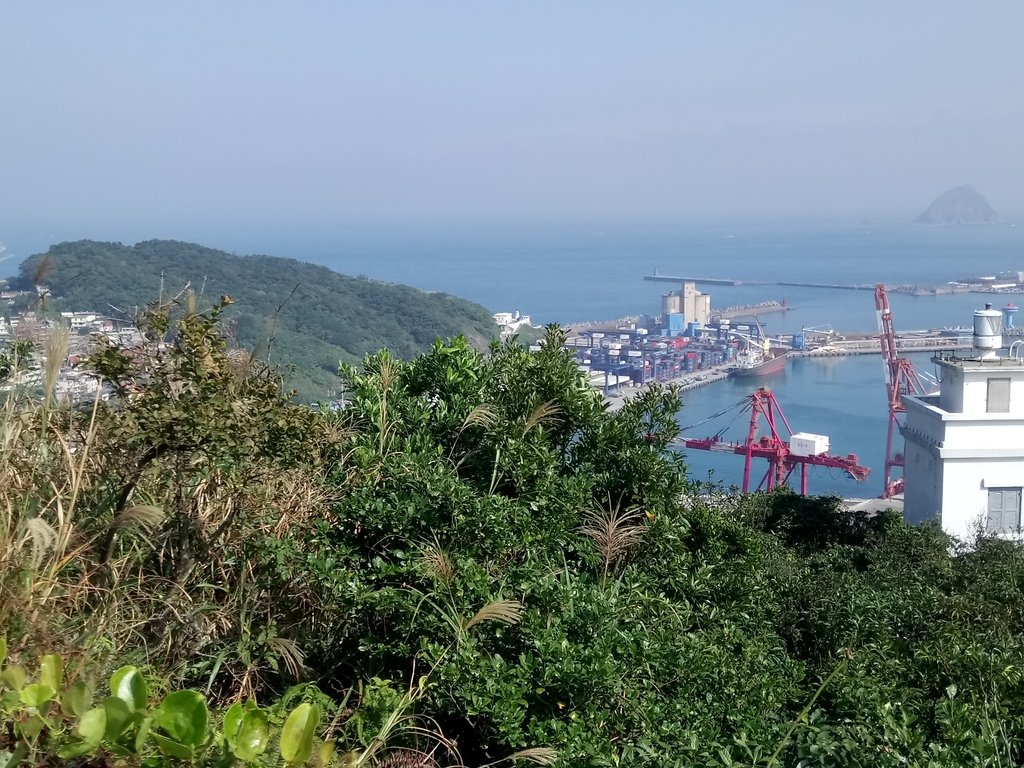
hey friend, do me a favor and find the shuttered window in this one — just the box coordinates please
[987,377,1011,413]
[987,488,1022,532]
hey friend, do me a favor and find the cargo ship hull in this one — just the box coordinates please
[731,352,788,378]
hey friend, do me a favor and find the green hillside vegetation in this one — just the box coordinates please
[2,299,1024,766]
[14,239,497,399]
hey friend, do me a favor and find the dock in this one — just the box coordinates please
[791,336,971,357]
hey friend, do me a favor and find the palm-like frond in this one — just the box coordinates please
[460,404,499,431]
[269,636,307,680]
[419,542,456,586]
[464,599,524,631]
[581,501,646,578]
[509,747,559,765]
[21,517,58,569]
[522,401,561,435]
[43,326,71,402]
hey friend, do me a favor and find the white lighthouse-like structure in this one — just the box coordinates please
[902,304,1024,540]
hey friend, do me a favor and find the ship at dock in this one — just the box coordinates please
[731,349,789,377]
[730,324,789,377]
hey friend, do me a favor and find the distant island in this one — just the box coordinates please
[13,240,497,399]
[915,184,997,225]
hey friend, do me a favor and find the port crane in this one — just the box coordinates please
[874,283,931,498]
[678,387,870,494]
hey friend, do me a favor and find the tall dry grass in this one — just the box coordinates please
[0,320,335,698]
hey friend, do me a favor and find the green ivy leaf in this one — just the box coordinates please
[280,702,320,765]
[0,743,29,768]
[110,666,148,711]
[1,665,26,692]
[38,654,63,694]
[154,690,209,747]
[70,706,107,753]
[61,681,93,718]
[223,701,244,743]
[15,716,44,741]
[1,690,19,711]
[19,683,56,708]
[230,707,270,762]
[151,732,195,760]
[58,739,100,760]
[103,695,134,741]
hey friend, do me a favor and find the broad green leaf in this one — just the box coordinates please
[154,689,208,746]
[1,690,19,711]
[151,732,195,760]
[103,695,133,740]
[15,716,43,741]
[77,707,107,746]
[1,665,26,692]
[223,701,244,743]
[61,681,93,718]
[0,743,29,768]
[230,708,270,762]
[38,654,63,693]
[280,702,320,764]
[110,666,148,711]
[58,739,100,760]
[19,683,56,708]
[0,636,6,668]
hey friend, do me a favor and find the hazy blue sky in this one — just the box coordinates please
[3,2,1023,246]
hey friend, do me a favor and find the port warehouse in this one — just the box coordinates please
[564,319,802,391]
[564,321,985,392]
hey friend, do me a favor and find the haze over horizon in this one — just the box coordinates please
[3,2,1023,256]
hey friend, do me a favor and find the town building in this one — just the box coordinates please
[902,305,1024,540]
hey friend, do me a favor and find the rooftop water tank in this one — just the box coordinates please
[973,303,1004,358]
[1003,303,1018,330]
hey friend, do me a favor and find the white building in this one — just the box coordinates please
[903,305,1024,540]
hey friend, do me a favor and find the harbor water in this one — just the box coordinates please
[274,220,1023,497]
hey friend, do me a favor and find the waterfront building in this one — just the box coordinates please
[902,305,1024,540]
[661,282,710,327]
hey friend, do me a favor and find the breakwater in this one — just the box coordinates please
[716,300,791,319]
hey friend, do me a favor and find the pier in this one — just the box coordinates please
[644,274,762,286]
[792,336,971,357]
[644,274,972,295]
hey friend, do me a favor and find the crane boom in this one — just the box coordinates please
[679,387,870,494]
[874,284,929,497]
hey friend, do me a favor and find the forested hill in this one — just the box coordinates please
[15,239,497,398]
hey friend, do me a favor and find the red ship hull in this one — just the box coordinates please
[731,352,789,378]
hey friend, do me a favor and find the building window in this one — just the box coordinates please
[987,488,1022,533]
[987,377,1011,413]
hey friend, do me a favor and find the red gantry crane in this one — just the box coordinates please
[874,284,930,498]
[680,387,870,494]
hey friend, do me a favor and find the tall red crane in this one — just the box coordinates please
[874,283,930,498]
[680,387,870,494]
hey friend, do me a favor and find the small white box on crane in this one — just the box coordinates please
[790,432,830,457]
